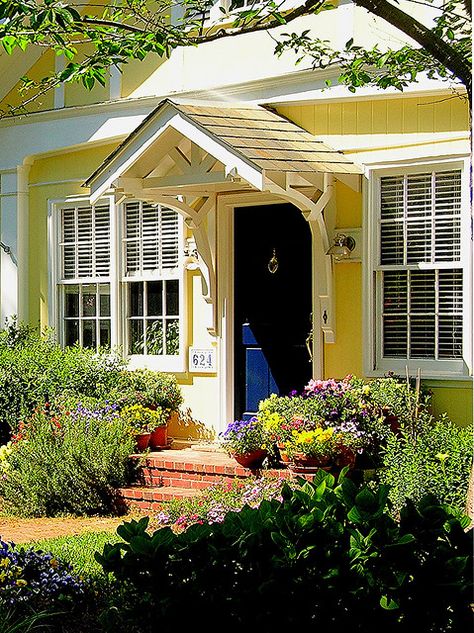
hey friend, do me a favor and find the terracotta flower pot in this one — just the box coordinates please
[135,432,151,452]
[233,449,268,469]
[149,425,168,449]
[292,453,330,468]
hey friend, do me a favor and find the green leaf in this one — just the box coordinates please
[380,596,399,610]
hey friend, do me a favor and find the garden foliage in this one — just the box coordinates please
[378,415,473,515]
[0,321,183,443]
[97,472,473,631]
[0,403,136,517]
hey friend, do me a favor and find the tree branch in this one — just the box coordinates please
[353,0,471,91]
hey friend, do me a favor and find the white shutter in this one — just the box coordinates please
[379,170,463,362]
[60,204,110,280]
[124,201,180,276]
[94,205,110,277]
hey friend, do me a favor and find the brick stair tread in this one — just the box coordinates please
[118,485,202,501]
[131,448,287,478]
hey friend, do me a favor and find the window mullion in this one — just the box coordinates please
[406,269,411,359]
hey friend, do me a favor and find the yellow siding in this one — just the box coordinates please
[426,382,473,428]
[277,95,469,136]
[324,263,363,379]
[121,53,167,98]
[1,50,55,114]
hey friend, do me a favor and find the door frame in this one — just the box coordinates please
[216,192,324,433]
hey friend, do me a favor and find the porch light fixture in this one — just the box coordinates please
[183,239,199,270]
[326,233,356,261]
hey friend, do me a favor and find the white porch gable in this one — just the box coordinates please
[85,99,363,367]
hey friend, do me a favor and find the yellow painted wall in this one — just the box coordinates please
[276,99,472,426]
[1,50,55,114]
[277,95,469,136]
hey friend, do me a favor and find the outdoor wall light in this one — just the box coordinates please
[183,239,200,270]
[326,233,356,261]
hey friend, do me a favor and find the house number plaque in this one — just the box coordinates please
[189,347,217,373]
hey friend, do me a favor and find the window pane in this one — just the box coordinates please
[165,319,179,355]
[63,245,76,279]
[383,315,407,358]
[129,320,144,355]
[82,286,96,317]
[146,320,163,355]
[383,271,407,313]
[129,283,143,317]
[438,316,463,359]
[64,286,79,317]
[64,320,79,347]
[406,219,431,263]
[99,320,111,349]
[99,286,110,316]
[82,320,96,349]
[410,316,435,359]
[166,280,179,315]
[148,281,163,316]
[380,223,404,265]
[410,271,435,313]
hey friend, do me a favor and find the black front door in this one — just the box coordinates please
[234,203,312,419]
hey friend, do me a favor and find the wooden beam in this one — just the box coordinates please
[143,171,230,189]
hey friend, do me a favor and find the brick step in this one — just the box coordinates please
[132,449,290,487]
[118,486,202,511]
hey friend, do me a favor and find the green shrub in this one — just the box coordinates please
[0,321,125,442]
[0,403,136,517]
[378,416,473,515]
[97,473,473,632]
[0,321,183,444]
[110,368,183,412]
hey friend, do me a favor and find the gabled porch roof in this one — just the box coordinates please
[85,98,363,203]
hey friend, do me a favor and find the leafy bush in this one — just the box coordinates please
[97,473,473,632]
[0,321,125,442]
[378,416,473,515]
[110,368,183,412]
[0,403,136,517]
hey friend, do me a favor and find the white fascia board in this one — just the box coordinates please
[89,106,179,203]
[89,107,264,202]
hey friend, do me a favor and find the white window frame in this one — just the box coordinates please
[48,196,187,373]
[363,159,472,379]
[120,200,186,373]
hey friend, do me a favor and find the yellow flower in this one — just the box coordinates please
[16,579,27,587]
[50,558,59,568]
[0,558,10,568]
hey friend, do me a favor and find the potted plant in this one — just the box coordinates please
[120,403,162,452]
[285,427,335,469]
[219,417,268,469]
[148,405,171,449]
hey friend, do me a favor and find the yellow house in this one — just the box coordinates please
[0,2,471,438]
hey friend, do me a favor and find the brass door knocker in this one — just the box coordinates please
[267,248,279,274]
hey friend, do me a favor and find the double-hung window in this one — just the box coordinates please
[59,203,112,349]
[55,198,184,370]
[371,166,470,377]
[123,200,182,359]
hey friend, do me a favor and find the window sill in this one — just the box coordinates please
[127,354,186,374]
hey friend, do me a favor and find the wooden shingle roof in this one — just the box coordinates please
[175,102,360,174]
